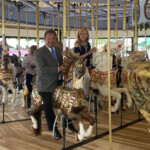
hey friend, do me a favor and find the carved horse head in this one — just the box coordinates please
[1,54,11,70]
[62,50,86,89]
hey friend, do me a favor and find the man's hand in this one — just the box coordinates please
[58,65,63,72]
[35,99,41,105]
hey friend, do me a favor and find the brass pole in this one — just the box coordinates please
[25,0,29,48]
[107,0,112,149]
[115,0,118,40]
[145,28,147,53]
[76,0,78,29]
[74,10,76,37]
[134,0,138,50]
[126,19,129,50]
[63,0,67,50]
[91,0,94,27]
[68,0,70,49]
[79,3,81,28]
[17,6,21,51]
[36,0,39,48]
[123,0,126,31]
[101,19,103,50]
[96,0,98,46]
[61,12,63,39]
[44,12,46,32]
[2,0,5,47]
[91,0,95,66]
[52,1,54,29]
[114,20,116,40]
[86,2,88,29]
[122,0,126,66]
[58,5,60,41]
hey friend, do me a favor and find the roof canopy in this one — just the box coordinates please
[0,0,134,30]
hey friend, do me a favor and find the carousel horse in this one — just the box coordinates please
[90,40,132,113]
[22,76,36,108]
[119,50,147,88]
[0,48,16,103]
[22,84,35,108]
[10,54,24,90]
[28,51,95,141]
[10,54,23,77]
[127,62,150,132]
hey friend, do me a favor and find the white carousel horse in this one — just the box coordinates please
[90,40,132,113]
[0,47,16,103]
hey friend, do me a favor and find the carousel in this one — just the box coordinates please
[0,0,150,150]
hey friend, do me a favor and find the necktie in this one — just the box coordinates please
[51,47,58,62]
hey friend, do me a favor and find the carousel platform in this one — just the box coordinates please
[0,91,150,150]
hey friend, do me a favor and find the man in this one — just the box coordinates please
[34,29,77,140]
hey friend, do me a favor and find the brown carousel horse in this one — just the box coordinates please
[28,51,95,141]
[0,46,16,103]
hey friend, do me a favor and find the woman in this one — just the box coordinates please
[74,27,97,100]
[22,45,37,108]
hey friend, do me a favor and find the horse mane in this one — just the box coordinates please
[1,54,10,69]
[10,54,21,67]
[62,49,79,83]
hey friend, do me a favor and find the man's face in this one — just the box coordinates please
[44,33,57,48]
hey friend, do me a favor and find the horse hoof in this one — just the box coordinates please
[75,133,79,142]
[123,104,128,111]
[32,126,41,136]
[111,109,119,115]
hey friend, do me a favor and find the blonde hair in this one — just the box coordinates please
[76,28,89,46]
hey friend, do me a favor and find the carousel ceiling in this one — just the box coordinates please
[0,0,134,30]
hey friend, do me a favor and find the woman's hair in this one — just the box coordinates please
[30,45,37,55]
[76,28,89,46]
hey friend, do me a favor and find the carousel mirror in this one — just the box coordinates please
[133,0,140,23]
[144,0,150,20]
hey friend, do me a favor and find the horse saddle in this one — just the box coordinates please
[0,69,13,81]
[90,69,118,87]
[53,86,85,112]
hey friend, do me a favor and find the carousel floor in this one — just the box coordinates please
[0,91,150,150]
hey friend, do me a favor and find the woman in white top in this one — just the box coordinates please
[22,45,37,108]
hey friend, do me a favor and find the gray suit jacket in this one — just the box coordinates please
[34,45,63,92]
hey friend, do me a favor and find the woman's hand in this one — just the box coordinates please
[89,47,97,54]
[62,50,68,56]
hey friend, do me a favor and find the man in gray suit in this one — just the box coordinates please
[34,29,63,140]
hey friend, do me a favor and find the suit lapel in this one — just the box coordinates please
[44,45,58,65]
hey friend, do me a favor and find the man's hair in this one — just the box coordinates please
[44,29,57,38]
